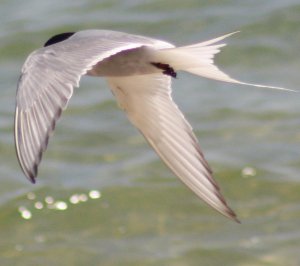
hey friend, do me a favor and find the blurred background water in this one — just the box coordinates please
[1,0,300,265]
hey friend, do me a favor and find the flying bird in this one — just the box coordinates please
[15,30,291,222]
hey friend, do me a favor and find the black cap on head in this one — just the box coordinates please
[44,32,75,47]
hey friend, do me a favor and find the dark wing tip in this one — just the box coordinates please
[22,161,38,184]
[235,217,241,224]
[28,172,37,184]
[30,163,38,184]
[227,207,241,224]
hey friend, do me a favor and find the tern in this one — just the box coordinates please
[15,29,291,222]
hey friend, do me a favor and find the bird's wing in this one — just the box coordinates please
[15,33,173,183]
[107,74,239,222]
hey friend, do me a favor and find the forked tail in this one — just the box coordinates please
[158,32,294,92]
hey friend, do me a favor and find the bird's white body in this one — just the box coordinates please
[88,46,164,76]
[15,29,290,222]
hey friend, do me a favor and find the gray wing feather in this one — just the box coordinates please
[15,31,171,182]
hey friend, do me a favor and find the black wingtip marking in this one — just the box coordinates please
[44,32,75,47]
[28,171,36,184]
[227,208,240,224]
[235,217,241,224]
[151,62,177,78]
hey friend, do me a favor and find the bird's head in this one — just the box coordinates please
[44,32,75,47]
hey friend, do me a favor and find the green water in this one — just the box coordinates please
[1,0,300,265]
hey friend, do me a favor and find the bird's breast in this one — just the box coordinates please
[87,46,161,77]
